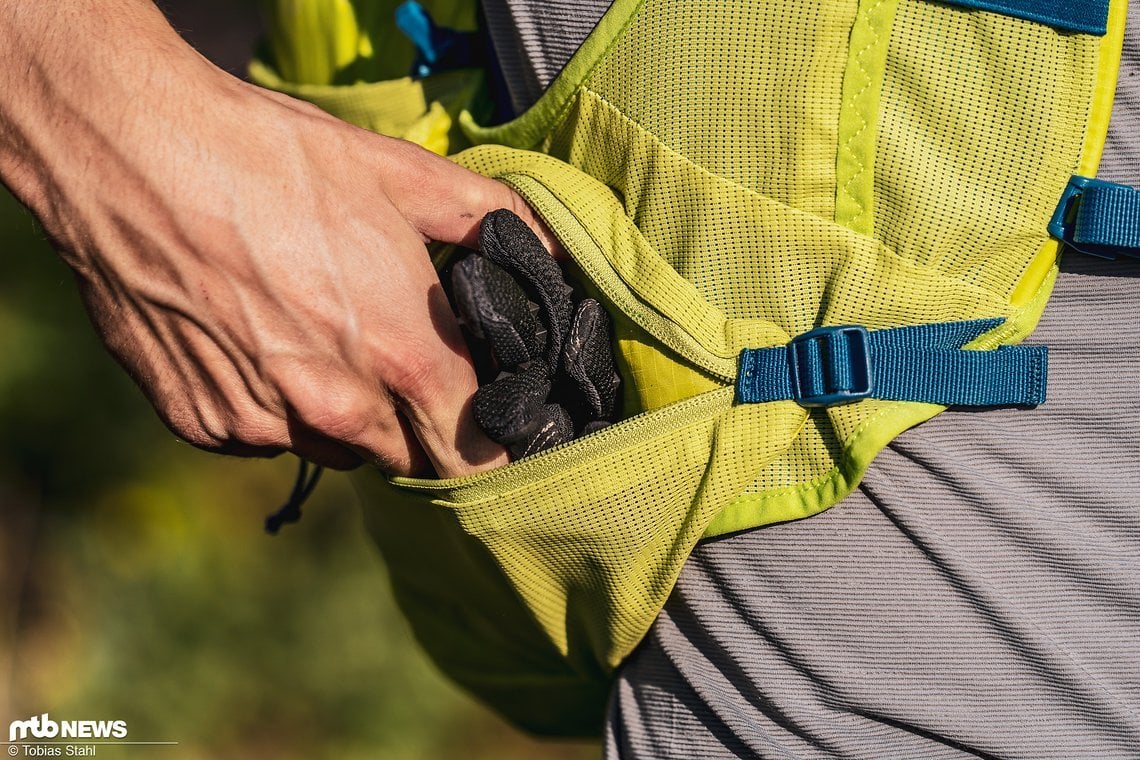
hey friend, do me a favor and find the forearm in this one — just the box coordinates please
[0,0,226,265]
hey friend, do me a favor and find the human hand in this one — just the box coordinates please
[0,0,560,477]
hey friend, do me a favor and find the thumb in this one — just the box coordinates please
[378,137,566,259]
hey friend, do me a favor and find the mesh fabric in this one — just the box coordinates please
[257,0,1124,736]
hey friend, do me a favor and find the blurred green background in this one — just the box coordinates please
[0,2,598,758]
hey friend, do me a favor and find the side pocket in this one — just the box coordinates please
[353,384,806,736]
[351,175,807,736]
[252,0,485,154]
[249,60,484,155]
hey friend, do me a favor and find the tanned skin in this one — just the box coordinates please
[0,1,561,476]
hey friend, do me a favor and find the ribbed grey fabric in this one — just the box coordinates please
[480,2,1140,757]
[480,0,612,115]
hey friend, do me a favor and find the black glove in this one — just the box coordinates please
[449,209,620,459]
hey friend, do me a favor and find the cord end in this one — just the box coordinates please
[264,459,323,536]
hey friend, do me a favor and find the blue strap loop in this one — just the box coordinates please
[737,319,1047,408]
[1050,175,1140,259]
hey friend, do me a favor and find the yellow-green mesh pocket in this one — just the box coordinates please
[465,90,1043,535]
[355,387,804,735]
[351,155,814,734]
[250,62,483,155]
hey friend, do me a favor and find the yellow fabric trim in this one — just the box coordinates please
[1010,0,1127,306]
[1077,0,1128,177]
[257,0,477,86]
[459,0,647,149]
[251,0,484,154]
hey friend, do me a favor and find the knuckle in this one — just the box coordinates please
[163,405,225,450]
[385,346,448,406]
[287,384,373,443]
[368,446,414,477]
[179,427,222,450]
[224,406,285,449]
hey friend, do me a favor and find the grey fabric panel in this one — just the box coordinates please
[480,0,612,115]
[605,10,1140,760]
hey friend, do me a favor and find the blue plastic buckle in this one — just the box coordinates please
[1048,175,1116,259]
[787,325,874,407]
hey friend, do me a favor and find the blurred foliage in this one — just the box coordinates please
[0,3,600,758]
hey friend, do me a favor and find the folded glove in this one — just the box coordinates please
[449,209,621,459]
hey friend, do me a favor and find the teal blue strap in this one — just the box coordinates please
[935,0,1108,34]
[1050,175,1140,259]
[737,319,1047,408]
[395,1,478,79]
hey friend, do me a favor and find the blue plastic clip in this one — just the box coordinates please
[1049,176,1108,258]
[787,325,874,407]
[395,1,438,78]
[1047,175,1140,260]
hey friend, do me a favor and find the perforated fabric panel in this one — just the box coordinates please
[517,1,1101,501]
[585,0,857,218]
[875,1,1099,290]
[747,3,1102,498]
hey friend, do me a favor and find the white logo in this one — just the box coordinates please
[8,714,128,742]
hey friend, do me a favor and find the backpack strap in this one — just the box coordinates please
[1051,174,1140,258]
[737,319,1047,408]
[939,0,1110,34]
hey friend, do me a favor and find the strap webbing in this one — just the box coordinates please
[737,319,1047,408]
[1077,182,1140,249]
[1050,175,1140,259]
[935,0,1108,35]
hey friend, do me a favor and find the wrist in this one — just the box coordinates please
[0,0,233,257]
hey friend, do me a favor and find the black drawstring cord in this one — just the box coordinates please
[264,458,324,535]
